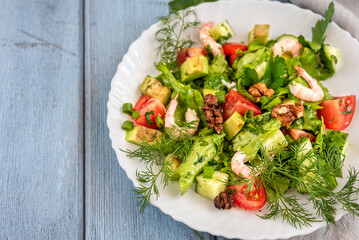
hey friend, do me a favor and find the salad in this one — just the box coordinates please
[120,3,358,229]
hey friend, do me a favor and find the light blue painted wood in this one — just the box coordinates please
[0,0,83,239]
[84,0,213,239]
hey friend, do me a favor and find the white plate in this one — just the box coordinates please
[107,0,359,239]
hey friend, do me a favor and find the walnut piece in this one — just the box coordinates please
[248,82,275,102]
[271,103,304,128]
[201,94,223,134]
[282,128,316,142]
[214,191,235,210]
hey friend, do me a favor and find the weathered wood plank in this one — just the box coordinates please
[0,0,83,239]
[84,0,213,239]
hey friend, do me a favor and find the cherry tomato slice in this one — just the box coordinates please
[177,48,208,67]
[222,89,261,121]
[317,95,356,131]
[222,43,248,66]
[228,179,267,210]
[133,95,166,129]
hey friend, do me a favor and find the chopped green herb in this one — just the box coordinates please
[121,121,134,131]
[122,103,133,115]
[132,111,140,119]
[203,166,215,179]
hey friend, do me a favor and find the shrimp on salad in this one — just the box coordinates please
[165,94,199,137]
[231,151,252,179]
[200,22,224,57]
[289,66,324,102]
[272,38,302,58]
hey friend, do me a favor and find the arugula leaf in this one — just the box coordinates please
[169,0,217,12]
[312,2,335,44]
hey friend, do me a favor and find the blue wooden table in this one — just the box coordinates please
[1,0,359,239]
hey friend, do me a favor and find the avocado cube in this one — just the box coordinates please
[248,24,270,44]
[180,55,209,82]
[208,20,235,43]
[163,154,181,180]
[223,112,245,141]
[125,125,162,146]
[282,99,296,105]
[195,171,228,200]
[140,77,171,105]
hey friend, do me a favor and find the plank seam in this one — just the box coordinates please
[82,0,86,239]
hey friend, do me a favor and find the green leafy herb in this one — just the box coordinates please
[121,128,196,213]
[312,2,335,44]
[241,56,286,91]
[156,9,200,71]
[169,0,217,13]
[244,142,359,229]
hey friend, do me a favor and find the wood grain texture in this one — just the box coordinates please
[85,0,359,240]
[0,0,84,239]
[84,0,213,239]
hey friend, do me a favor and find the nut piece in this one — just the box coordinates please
[248,82,275,101]
[214,191,235,210]
[282,128,316,142]
[271,103,304,128]
[201,94,223,134]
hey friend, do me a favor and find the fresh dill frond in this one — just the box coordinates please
[255,142,359,229]
[121,128,196,213]
[155,9,200,71]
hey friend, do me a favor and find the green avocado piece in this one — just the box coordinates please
[202,89,226,103]
[195,171,228,200]
[163,154,182,181]
[282,99,296,105]
[208,20,235,43]
[223,112,245,141]
[140,77,171,105]
[125,125,162,146]
[248,24,270,44]
[180,55,209,82]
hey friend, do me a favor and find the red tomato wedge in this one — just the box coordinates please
[177,47,208,67]
[228,179,267,210]
[133,95,166,129]
[317,95,356,131]
[222,89,262,121]
[222,43,248,66]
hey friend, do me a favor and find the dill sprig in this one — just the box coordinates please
[251,142,359,229]
[121,128,196,212]
[155,9,200,71]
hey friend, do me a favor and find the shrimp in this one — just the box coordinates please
[272,39,302,58]
[289,65,324,102]
[231,151,252,179]
[199,22,224,57]
[165,94,199,137]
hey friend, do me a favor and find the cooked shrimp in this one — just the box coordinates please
[199,22,224,57]
[231,151,252,179]
[221,80,237,89]
[272,39,302,58]
[165,94,199,137]
[289,66,324,102]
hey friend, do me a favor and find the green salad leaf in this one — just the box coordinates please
[312,2,335,44]
[169,0,217,13]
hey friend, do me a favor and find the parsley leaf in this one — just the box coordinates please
[242,56,286,91]
[312,2,335,44]
[242,67,259,87]
[169,0,217,13]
